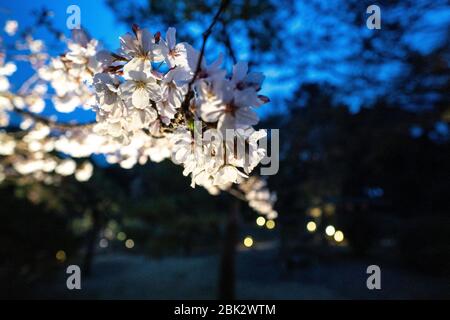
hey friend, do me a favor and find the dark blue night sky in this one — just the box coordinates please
[1,0,449,121]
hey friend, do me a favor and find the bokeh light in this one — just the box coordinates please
[306,221,317,232]
[309,207,322,218]
[117,232,126,241]
[55,250,66,262]
[243,236,254,248]
[266,220,275,230]
[334,231,344,243]
[99,238,109,248]
[325,225,336,236]
[256,216,266,226]
[125,239,135,249]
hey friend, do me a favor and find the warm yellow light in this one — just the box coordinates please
[243,236,254,248]
[104,228,114,240]
[310,207,322,218]
[117,232,126,241]
[306,221,317,232]
[56,250,66,262]
[325,225,336,236]
[125,239,135,249]
[324,203,336,215]
[256,216,266,226]
[266,220,275,230]
[334,230,344,242]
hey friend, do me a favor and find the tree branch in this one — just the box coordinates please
[226,187,247,202]
[181,0,230,112]
[12,106,95,130]
[220,19,237,64]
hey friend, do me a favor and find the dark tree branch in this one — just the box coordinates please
[181,0,231,113]
[220,19,237,65]
[226,187,247,202]
[12,106,95,130]
[218,196,240,299]
[190,0,230,86]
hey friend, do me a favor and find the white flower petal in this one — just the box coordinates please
[132,87,150,109]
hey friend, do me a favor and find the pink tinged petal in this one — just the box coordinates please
[130,110,145,129]
[149,120,161,136]
[156,101,176,122]
[132,87,150,109]
[119,33,137,55]
[200,103,226,123]
[170,43,189,66]
[216,165,248,185]
[138,29,153,53]
[159,116,170,125]
[166,27,176,49]
[246,72,265,88]
[220,81,235,103]
[95,50,113,66]
[235,107,259,127]
[110,104,123,119]
[123,58,151,79]
[146,106,158,122]
[146,83,162,102]
[167,66,192,83]
[232,61,248,83]
[151,42,167,62]
[185,43,200,71]
[217,114,236,135]
[168,87,183,109]
[233,87,256,107]
[209,53,224,71]
[119,80,135,96]
[151,69,164,80]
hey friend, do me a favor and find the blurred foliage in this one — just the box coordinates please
[106,0,449,116]
[263,82,449,267]
[0,182,80,298]
[106,0,292,66]
[399,217,450,275]
[117,161,228,256]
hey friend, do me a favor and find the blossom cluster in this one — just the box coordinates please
[0,124,94,184]
[93,25,270,189]
[0,20,278,219]
[0,23,97,184]
[38,30,101,112]
[239,176,278,219]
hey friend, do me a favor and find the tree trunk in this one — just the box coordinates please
[83,210,101,277]
[218,198,240,300]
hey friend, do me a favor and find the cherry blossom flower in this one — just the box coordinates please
[197,77,260,132]
[0,21,277,219]
[163,27,196,75]
[120,26,164,78]
[119,70,161,109]
[4,20,18,36]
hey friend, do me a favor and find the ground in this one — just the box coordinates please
[33,244,450,299]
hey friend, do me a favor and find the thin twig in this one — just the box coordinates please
[18,74,40,95]
[220,20,237,64]
[12,106,95,130]
[226,187,247,202]
[190,0,230,86]
[181,0,230,112]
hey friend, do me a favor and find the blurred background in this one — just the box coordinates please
[1,0,449,299]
